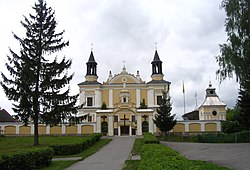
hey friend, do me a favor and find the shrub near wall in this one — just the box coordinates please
[143,132,160,144]
[0,147,53,170]
[49,133,102,156]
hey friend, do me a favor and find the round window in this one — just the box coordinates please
[122,77,127,82]
[210,90,214,94]
[212,110,217,116]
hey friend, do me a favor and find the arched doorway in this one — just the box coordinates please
[101,121,108,135]
[142,121,149,133]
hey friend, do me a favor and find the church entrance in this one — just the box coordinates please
[120,126,129,135]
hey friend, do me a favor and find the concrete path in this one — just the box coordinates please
[162,142,250,170]
[66,136,135,170]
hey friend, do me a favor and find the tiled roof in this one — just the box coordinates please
[0,109,16,122]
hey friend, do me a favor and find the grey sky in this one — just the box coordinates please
[0,0,239,119]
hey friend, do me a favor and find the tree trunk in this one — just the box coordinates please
[164,131,167,140]
[33,111,39,146]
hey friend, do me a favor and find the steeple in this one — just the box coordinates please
[85,50,98,82]
[151,50,163,81]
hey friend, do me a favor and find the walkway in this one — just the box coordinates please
[162,141,250,170]
[66,136,135,170]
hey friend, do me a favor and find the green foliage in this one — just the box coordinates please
[49,133,102,156]
[222,121,243,133]
[42,160,77,170]
[0,147,53,170]
[131,138,143,156]
[139,98,147,109]
[123,160,141,170]
[158,133,199,142]
[143,132,160,144]
[153,91,176,136]
[101,102,107,109]
[216,0,250,82]
[0,0,78,146]
[197,131,250,143]
[138,144,229,170]
[0,135,101,154]
[216,0,250,132]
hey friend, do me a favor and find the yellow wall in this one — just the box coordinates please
[189,123,201,132]
[38,125,46,134]
[5,126,16,135]
[50,126,62,135]
[140,89,148,104]
[81,125,93,134]
[66,126,77,134]
[113,89,120,104]
[20,126,31,135]
[205,123,217,131]
[102,90,109,106]
[130,89,136,103]
[173,123,185,132]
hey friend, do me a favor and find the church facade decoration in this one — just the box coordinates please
[78,49,170,136]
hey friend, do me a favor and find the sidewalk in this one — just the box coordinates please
[65,136,135,170]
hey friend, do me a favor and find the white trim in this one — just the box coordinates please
[109,89,113,108]
[136,88,140,108]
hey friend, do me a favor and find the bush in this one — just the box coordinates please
[197,131,250,143]
[0,147,53,170]
[49,133,102,156]
[143,132,160,144]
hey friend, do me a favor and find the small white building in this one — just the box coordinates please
[198,82,226,121]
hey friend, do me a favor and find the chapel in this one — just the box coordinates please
[78,49,170,136]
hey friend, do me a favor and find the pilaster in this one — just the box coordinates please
[108,114,114,136]
[96,115,101,133]
[109,89,113,108]
[137,114,142,135]
[136,88,140,108]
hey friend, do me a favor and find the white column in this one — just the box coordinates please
[137,114,142,135]
[201,122,205,132]
[77,124,81,134]
[108,115,113,136]
[79,90,85,105]
[62,124,66,134]
[95,89,102,107]
[30,124,34,134]
[96,115,101,133]
[149,114,154,133]
[216,121,222,131]
[46,125,50,134]
[184,122,189,132]
[16,125,20,135]
[109,89,113,108]
[136,88,140,108]
[129,126,132,136]
[118,126,121,136]
[147,88,154,107]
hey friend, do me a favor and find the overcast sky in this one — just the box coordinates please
[0,0,239,119]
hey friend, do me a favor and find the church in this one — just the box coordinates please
[78,49,170,136]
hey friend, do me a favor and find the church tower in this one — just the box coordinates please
[85,51,98,82]
[151,50,164,81]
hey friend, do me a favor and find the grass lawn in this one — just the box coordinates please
[0,136,91,154]
[42,160,78,170]
[131,138,143,156]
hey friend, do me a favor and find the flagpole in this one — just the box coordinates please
[183,80,186,114]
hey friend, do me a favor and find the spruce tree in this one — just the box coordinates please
[0,0,78,146]
[154,91,176,137]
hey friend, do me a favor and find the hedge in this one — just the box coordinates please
[0,147,53,170]
[49,133,102,155]
[197,131,250,143]
[138,144,228,170]
[143,132,160,144]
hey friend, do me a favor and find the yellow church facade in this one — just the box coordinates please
[78,50,170,136]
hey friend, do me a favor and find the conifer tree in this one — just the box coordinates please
[154,91,176,137]
[0,0,78,145]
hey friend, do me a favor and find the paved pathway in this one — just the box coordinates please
[66,136,135,170]
[162,142,250,170]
